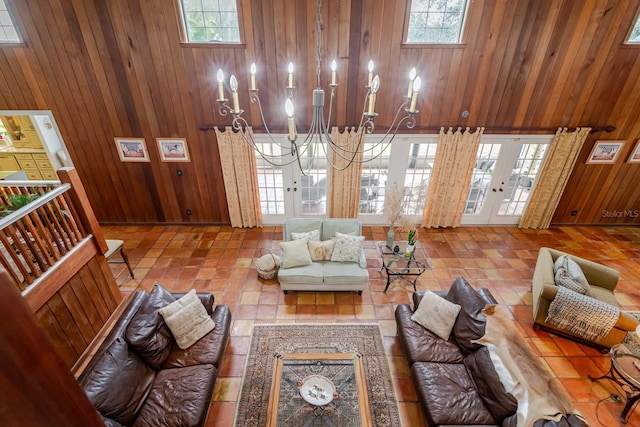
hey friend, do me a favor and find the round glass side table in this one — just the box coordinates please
[590,343,640,424]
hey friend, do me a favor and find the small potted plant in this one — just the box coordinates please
[405,229,417,257]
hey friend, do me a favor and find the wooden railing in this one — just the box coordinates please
[0,168,123,413]
[0,181,89,291]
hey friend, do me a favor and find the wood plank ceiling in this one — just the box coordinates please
[0,0,639,225]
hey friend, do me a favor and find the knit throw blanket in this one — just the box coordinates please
[546,286,619,342]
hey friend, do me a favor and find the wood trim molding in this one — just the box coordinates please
[22,237,98,311]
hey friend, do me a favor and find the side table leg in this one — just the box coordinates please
[621,393,640,424]
[383,273,392,292]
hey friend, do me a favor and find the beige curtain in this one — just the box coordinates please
[327,127,363,218]
[519,127,591,229]
[214,126,262,228]
[421,127,485,228]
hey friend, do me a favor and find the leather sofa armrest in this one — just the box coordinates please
[412,288,496,308]
[477,288,498,305]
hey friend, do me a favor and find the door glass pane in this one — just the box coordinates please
[498,143,548,216]
[404,141,437,215]
[256,141,285,215]
[299,141,327,215]
[465,144,499,213]
[360,140,391,214]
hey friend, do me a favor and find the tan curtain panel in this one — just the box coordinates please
[421,127,485,228]
[519,127,591,229]
[214,126,263,228]
[327,127,363,218]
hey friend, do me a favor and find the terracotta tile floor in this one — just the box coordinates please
[104,224,640,426]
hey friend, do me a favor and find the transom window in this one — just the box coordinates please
[178,0,241,43]
[0,0,21,43]
[628,13,640,43]
[405,0,468,44]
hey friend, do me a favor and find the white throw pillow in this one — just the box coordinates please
[280,238,313,268]
[330,231,365,263]
[411,291,462,341]
[308,240,335,261]
[158,289,215,350]
[291,229,320,241]
[553,255,592,296]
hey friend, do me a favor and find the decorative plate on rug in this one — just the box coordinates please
[299,375,335,406]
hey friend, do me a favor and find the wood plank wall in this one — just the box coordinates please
[32,253,122,369]
[0,271,106,426]
[0,0,638,225]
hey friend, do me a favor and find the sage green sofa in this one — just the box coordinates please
[532,247,638,349]
[277,218,369,294]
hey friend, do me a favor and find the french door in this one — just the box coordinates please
[356,134,438,225]
[461,135,551,225]
[256,133,551,226]
[255,135,328,224]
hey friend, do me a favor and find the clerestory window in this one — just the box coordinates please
[0,0,21,44]
[628,12,640,44]
[178,0,241,43]
[405,0,468,44]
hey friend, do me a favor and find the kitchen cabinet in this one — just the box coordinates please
[0,152,56,181]
[1,116,43,149]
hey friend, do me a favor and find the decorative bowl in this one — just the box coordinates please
[299,375,335,406]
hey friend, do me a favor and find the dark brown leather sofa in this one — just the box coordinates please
[77,285,231,427]
[395,277,586,427]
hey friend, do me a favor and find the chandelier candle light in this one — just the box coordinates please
[211,0,422,174]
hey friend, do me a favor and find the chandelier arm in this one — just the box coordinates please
[358,88,372,130]
[297,106,323,148]
[326,101,417,166]
[320,88,373,154]
[230,114,312,167]
[249,93,294,149]
[324,129,368,171]
[321,87,337,145]
[317,89,371,155]
[365,103,417,148]
[292,141,310,175]
[340,114,418,165]
[218,103,231,117]
[349,99,414,154]
[237,134,302,168]
[231,117,282,160]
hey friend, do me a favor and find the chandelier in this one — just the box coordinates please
[213,0,421,174]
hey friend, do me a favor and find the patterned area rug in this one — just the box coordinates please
[234,323,401,427]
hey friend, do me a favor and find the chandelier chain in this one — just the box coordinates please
[316,0,322,87]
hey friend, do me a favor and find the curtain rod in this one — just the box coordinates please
[405,125,616,134]
[199,124,616,134]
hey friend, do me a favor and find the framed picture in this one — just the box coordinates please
[586,140,625,164]
[115,138,150,162]
[156,138,190,162]
[628,140,640,163]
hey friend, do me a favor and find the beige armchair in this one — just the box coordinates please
[532,247,638,350]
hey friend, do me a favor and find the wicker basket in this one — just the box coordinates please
[256,249,280,280]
